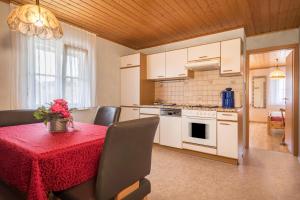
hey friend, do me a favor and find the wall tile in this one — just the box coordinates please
[154,70,243,106]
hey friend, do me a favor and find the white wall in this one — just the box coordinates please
[96,37,135,107]
[246,29,299,50]
[0,2,12,110]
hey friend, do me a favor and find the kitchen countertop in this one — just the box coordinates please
[137,104,242,112]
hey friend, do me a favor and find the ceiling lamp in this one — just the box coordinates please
[270,58,286,79]
[7,0,63,39]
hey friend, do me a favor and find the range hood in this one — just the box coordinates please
[185,58,220,71]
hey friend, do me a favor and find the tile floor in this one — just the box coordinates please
[148,145,300,200]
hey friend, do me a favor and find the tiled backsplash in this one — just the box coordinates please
[155,70,243,106]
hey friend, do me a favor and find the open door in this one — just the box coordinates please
[285,51,295,154]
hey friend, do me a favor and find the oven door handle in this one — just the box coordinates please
[186,117,215,120]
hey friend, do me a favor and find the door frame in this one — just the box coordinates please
[245,43,299,156]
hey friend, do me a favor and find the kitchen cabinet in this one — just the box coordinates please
[160,116,182,148]
[220,38,242,75]
[121,67,140,106]
[217,121,238,159]
[188,42,220,62]
[120,53,140,68]
[147,52,166,79]
[166,48,190,78]
[120,107,140,122]
[140,113,160,144]
[120,53,155,106]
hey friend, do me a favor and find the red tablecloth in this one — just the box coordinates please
[0,122,108,200]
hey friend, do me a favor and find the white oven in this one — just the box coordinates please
[182,110,217,147]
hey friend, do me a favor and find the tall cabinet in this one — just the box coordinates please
[120,53,155,122]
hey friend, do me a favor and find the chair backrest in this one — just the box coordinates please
[280,108,285,126]
[94,106,121,126]
[95,117,159,200]
[0,110,42,127]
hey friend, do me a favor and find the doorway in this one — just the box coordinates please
[245,44,299,156]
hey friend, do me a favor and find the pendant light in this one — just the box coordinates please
[269,58,286,79]
[7,0,63,39]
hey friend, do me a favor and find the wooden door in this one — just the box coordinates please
[120,67,140,106]
[285,51,294,153]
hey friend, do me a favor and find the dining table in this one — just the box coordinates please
[0,122,108,200]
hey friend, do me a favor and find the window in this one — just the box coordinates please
[269,78,286,106]
[30,39,90,108]
[63,46,88,108]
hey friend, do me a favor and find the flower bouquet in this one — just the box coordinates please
[33,99,74,132]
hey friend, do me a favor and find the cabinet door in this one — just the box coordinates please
[121,67,140,106]
[120,107,140,122]
[120,53,140,68]
[217,121,238,158]
[166,49,188,78]
[160,116,182,148]
[140,114,160,143]
[220,38,241,74]
[188,42,220,62]
[147,52,166,79]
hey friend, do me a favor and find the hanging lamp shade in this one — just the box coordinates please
[269,58,286,79]
[7,0,63,39]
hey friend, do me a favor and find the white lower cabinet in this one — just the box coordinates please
[140,114,160,143]
[120,107,140,122]
[217,121,238,159]
[160,116,182,148]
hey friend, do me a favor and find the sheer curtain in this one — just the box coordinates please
[10,21,96,109]
[269,67,286,106]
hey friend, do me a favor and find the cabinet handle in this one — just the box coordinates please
[157,75,164,78]
[198,56,207,58]
[222,113,233,116]
[178,73,186,76]
[132,108,139,111]
[223,69,233,72]
[220,123,230,125]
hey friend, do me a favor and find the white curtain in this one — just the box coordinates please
[268,66,286,106]
[10,21,96,109]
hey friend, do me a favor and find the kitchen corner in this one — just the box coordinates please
[119,38,244,165]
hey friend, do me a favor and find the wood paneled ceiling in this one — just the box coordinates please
[249,49,292,69]
[5,0,300,49]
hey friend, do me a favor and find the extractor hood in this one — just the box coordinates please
[185,58,220,71]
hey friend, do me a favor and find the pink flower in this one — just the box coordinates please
[50,99,71,119]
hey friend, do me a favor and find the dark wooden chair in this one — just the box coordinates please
[0,109,41,200]
[55,117,159,200]
[94,106,121,126]
[0,109,42,127]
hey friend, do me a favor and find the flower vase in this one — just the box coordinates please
[49,119,68,132]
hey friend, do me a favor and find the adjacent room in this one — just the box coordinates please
[0,1,300,200]
[248,49,291,153]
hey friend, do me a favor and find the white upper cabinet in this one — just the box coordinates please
[220,38,242,75]
[188,42,220,62]
[166,48,188,78]
[147,52,166,79]
[120,53,140,68]
[120,67,140,106]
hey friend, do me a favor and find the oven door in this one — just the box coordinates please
[182,116,216,147]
